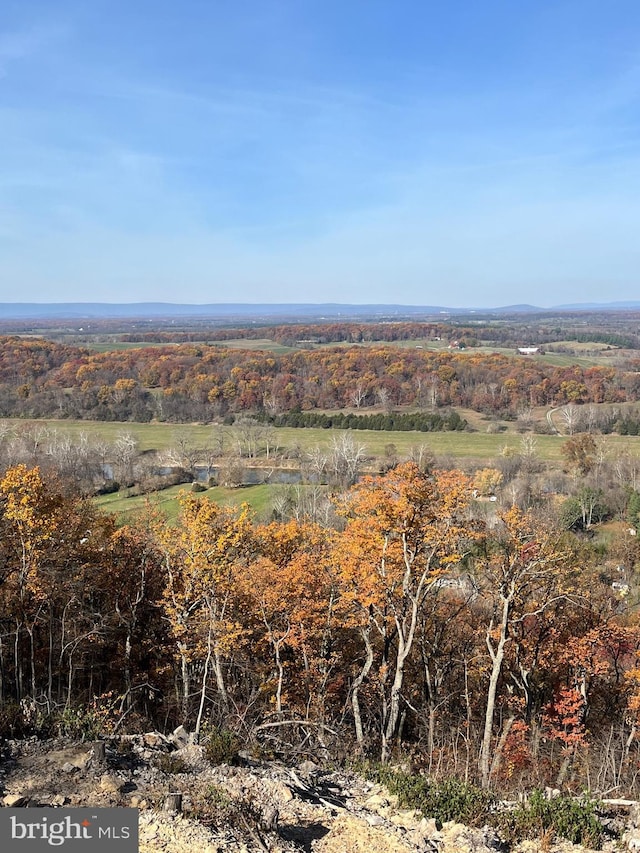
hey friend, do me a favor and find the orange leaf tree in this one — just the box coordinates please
[245,520,337,726]
[154,492,254,734]
[333,461,473,760]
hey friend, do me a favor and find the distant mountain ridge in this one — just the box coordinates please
[0,301,639,319]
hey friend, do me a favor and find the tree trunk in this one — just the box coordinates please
[179,648,190,722]
[213,648,230,714]
[92,741,106,765]
[274,642,284,715]
[480,593,511,788]
[351,626,374,748]
[194,624,213,743]
[382,649,407,762]
[490,715,515,779]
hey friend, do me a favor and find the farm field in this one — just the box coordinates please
[81,340,182,352]
[79,337,298,354]
[207,338,297,354]
[94,482,277,523]
[4,416,640,463]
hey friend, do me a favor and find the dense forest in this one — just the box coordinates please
[1,336,639,424]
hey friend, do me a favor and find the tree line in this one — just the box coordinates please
[252,409,468,432]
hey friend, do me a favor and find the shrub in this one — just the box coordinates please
[190,785,261,833]
[203,727,240,765]
[55,706,105,740]
[355,766,606,848]
[497,790,604,849]
[356,764,496,828]
[155,753,190,775]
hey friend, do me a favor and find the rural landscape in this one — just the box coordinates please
[6,0,640,848]
[2,305,640,850]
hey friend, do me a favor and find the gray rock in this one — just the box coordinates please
[260,804,279,830]
[143,731,170,749]
[624,828,640,851]
[171,725,190,748]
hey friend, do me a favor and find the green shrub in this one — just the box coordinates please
[56,706,105,740]
[155,753,190,775]
[190,785,261,832]
[203,727,240,765]
[54,694,119,740]
[497,790,604,849]
[405,778,497,827]
[355,764,496,828]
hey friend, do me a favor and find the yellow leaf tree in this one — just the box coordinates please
[334,462,473,760]
[245,520,337,725]
[0,464,58,700]
[154,492,253,735]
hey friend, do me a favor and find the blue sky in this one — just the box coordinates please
[1,0,640,307]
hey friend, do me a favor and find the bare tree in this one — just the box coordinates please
[166,431,203,478]
[263,423,280,460]
[329,432,367,488]
[262,393,281,417]
[516,407,534,432]
[520,433,538,460]
[271,484,333,525]
[375,387,391,412]
[234,417,267,460]
[114,432,138,485]
[304,446,329,484]
[560,405,582,436]
[211,425,230,457]
[613,451,640,493]
[350,382,368,409]
[409,444,434,473]
[44,429,103,492]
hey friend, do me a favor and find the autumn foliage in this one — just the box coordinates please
[0,335,634,423]
[0,461,639,794]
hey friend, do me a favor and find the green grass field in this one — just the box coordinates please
[82,338,298,355]
[5,415,640,464]
[95,482,277,523]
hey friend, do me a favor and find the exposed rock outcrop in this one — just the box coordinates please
[0,735,624,853]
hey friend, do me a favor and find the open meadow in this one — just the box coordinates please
[5,414,640,463]
[94,481,278,523]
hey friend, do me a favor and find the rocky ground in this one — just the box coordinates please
[0,731,633,852]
